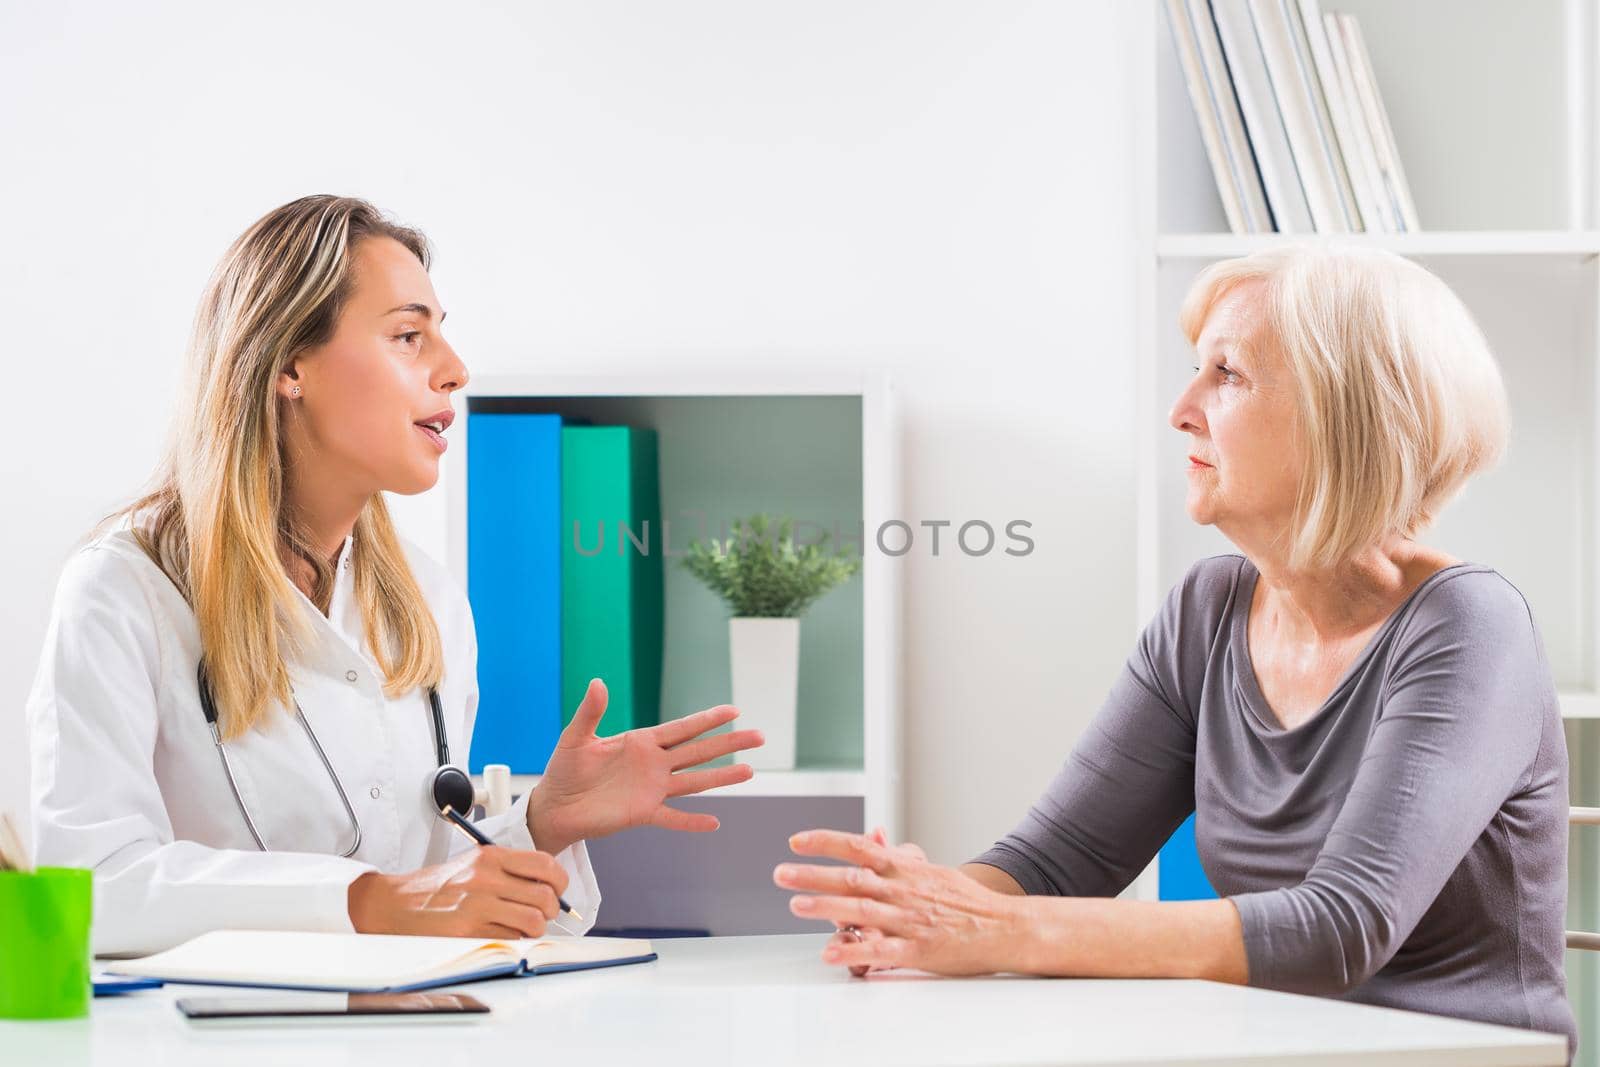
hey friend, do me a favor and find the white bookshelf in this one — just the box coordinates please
[446,370,902,934]
[1141,3,1600,1057]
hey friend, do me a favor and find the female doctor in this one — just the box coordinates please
[27,195,763,957]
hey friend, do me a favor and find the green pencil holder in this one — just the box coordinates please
[0,867,92,1019]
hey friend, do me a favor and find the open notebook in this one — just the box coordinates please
[105,930,656,993]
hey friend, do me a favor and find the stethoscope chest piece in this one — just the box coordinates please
[430,765,476,819]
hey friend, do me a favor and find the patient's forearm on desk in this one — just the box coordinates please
[1012,895,1248,983]
[959,861,1248,982]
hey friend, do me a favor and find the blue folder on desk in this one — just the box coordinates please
[103,929,656,994]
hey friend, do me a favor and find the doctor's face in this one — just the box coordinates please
[1167,280,1303,550]
[280,236,469,497]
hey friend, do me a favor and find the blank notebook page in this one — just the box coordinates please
[109,930,525,988]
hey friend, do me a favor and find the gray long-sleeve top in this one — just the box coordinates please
[975,555,1575,1053]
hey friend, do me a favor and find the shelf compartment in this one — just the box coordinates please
[440,371,904,837]
[1155,0,1577,235]
[457,392,865,769]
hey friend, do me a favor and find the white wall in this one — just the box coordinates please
[0,0,1140,865]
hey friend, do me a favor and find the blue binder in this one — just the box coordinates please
[1158,813,1217,900]
[466,412,564,773]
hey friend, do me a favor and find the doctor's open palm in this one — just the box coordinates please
[528,678,764,856]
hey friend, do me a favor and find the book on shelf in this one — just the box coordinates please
[1211,0,1314,233]
[1247,0,1349,232]
[1250,0,1358,232]
[561,425,664,737]
[1165,1,1418,234]
[467,412,566,773]
[1165,0,1270,232]
[1318,8,1393,231]
[1335,12,1419,233]
[1291,0,1383,231]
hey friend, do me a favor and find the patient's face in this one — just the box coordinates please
[1167,280,1303,550]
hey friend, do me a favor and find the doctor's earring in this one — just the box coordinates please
[290,385,302,398]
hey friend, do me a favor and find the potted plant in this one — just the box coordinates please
[681,514,861,770]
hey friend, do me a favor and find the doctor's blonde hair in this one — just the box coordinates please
[114,195,444,740]
[1179,245,1510,570]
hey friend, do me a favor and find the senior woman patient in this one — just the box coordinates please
[775,245,1575,1054]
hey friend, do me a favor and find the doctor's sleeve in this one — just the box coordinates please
[440,597,601,934]
[27,546,378,957]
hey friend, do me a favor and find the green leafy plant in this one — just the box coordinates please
[681,513,862,618]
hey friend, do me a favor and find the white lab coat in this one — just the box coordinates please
[27,521,599,957]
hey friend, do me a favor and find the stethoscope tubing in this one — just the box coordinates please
[197,662,445,859]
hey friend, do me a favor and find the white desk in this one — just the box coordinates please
[1,934,1569,1066]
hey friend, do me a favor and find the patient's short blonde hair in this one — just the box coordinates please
[1179,245,1509,570]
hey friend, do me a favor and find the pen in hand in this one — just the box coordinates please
[439,805,583,922]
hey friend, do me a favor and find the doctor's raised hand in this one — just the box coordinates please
[528,678,764,858]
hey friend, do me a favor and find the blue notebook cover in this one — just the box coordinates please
[467,412,565,773]
[92,974,164,996]
[105,952,658,995]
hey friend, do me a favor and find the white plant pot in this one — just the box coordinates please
[729,617,800,771]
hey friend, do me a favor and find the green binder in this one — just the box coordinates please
[561,426,664,736]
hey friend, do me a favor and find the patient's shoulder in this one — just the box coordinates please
[1158,553,1248,630]
[1132,555,1248,700]
[1395,564,1542,656]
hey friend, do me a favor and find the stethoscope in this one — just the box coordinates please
[196,662,479,858]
